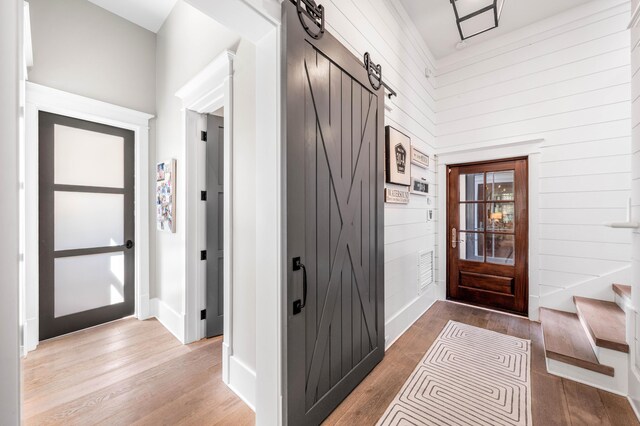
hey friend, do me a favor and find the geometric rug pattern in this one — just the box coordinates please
[377,321,532,426]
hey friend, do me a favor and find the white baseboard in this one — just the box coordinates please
[529,296,540,321]
[384,285,437,350]
[539,266,631,313]
[228,355,256,412]
[150,298,185,343]
[136,294,151,320]
[24,317,38,354]
[222,341,231,385]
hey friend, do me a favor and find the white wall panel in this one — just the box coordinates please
[435,0,633,311]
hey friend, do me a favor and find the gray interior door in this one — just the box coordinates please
[206,114,224,338]
[285,1,385,424]
[39,112,135,341]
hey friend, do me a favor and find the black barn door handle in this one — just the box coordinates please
[292,257,307,315]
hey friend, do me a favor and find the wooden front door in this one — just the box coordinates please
[447,158,528,316]
[284,0,385,424]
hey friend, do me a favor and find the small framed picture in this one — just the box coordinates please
[410,177,429,196]
[385,126,411,186]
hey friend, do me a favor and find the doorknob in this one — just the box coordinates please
[292,257,307,316]
[126,240,134,249]
[451,228,464,249]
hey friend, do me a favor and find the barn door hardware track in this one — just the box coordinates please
[364,53,397,99]
[293,0,325,39]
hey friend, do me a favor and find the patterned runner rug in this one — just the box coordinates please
[377,321,532,426]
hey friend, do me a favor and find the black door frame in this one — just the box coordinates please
[38,111,136,340]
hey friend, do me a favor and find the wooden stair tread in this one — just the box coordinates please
[573,296,629,354]
[613,283,631,300]
[539,308,614,377]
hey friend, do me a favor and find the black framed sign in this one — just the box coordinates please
[411,177,429,196]
[385,126,411,186]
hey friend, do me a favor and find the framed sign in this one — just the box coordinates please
[385,188,410,204]
[385,126,411,186]
[411,146,429,169]
[156,159,177,233]
[411,177,429,196]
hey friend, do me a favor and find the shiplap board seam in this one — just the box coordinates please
[339,0,437,94]
[438,82,630,125]
[437,64,630,113]
[437,46,629,101]
[437,24,630,89]
[439,100,629,137]
[540,153,630,164]
[322,13,438,118]
[441,118,630,149]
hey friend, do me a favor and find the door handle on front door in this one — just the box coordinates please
[292,257,307,315]
[451,228,464,249]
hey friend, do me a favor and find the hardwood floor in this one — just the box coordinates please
[23,302,639,425]
[22,317,254,425]
[323,301,640,426]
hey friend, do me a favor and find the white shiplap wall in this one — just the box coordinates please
[323,0,440,346]
[434,0,633,308]
[629,0,640,410]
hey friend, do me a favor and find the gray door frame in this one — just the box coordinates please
[38,111,135,340]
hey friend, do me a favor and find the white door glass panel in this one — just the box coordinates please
[54,191,124,251]
[486,234,515,265]
[460,203,484,232]
[54,252,125,318]
[459,232,484,262]
[54,124,124,188]
[459,173,484,201]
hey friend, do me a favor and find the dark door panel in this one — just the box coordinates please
[39,112,135,340]
[285,0,385,423]
[206,114,224,338]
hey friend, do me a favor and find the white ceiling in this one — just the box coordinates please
[399,0,597,59]
[87,0,178,33]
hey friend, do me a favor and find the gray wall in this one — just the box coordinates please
[28,0,156,114]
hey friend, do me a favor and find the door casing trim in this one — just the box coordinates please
[175,50,235,386]
[436,138,543,320]
[24,82,154,353]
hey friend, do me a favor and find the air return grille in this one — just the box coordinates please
[418,250,434,294]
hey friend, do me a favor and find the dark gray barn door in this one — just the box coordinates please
[206,114,224,338]
[285,1,385,424]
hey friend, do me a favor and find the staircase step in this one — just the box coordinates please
[613,283,631,300]
[539,308,614,377]
[573,296,629,354]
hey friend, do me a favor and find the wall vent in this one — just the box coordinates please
[418,250,434,294]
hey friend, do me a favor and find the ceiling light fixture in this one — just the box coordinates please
[449,0,505,41]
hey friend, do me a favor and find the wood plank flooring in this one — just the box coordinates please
[323,301,639,426]
[23,302,638,425]
[22,317,254,425]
